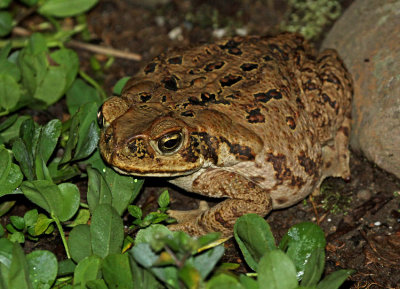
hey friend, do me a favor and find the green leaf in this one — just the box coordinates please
[129,257,163,289]
[300,248,325,287]
[73,255,102,287]
[193,245,224,279]
[86,279,108,289]
[66,79,102,115]
[90,204,124,258]
[27,250,57,289]
[112,77,130,95]
[104,167,144,216]
[316,269,354,289]
[102,253,134,289]
[0,74,21,111]
[134,225,172,251]
[0,11,12,37]
[18,34,48,97]
[207,274,245,289]
[279,222,326,280]
[24,209,38,228]
[157,190,169,208]
[20,180,79,222]
[61,102,99,164]
[0,116,30,144]
[129,243,159,269]
[234,214,276,271]
[12,138,34,181]
[0,146,23,197]
[68,209,90,227]
[68,224,92,263]
[0,0,12,9]
[0,237,13,267]
[87,166,112,214]
[32,214,53,235]
[10,216,25,230]
[239,275,258,289]
[0,114,17,132]
[9,242,33,289]
[257,250,298,289]
[50,49,79,91]
[34,66,66,106]
[39,0,99,17]
[58,258,76,277]
[179,263,201,289]
[36,119,61,164]
[0,58,21,82]
[57,183,80,221]
[128,205,142,219]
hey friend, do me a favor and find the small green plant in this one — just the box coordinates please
[281,0,342,40]
[128,190,175,230]
[5,209,54,243]
[320,180,352,215]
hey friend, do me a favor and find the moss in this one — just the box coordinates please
[281,0,342,40]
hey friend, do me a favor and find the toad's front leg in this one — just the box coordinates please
[168,168,272,237]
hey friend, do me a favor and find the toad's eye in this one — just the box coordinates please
[157,132,183,154]
[97,104,105,128]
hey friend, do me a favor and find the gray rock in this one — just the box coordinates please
[322,0,400,179]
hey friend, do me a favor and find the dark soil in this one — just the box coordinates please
[4,0,400,288]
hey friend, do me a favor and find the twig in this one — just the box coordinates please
[67,39,142,61]
[12,26,142,61]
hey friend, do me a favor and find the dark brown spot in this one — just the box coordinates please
[286,116,296,129]
[290,176,305,187]
[104,133,112,144]
[263,55,273,61]
[338,126,349,137]
[219,136,256,161]
[250,176,265,183]
[214,211,230,227]
[266,153,292,182]
[304,80,318,91]
[325,161,331,168]
[254,89,282,103]
[297,152,317,176]
[240,63,258,71]
[139,92,151,102]
[168,56,182,64]
[162,75,178,91]
[276,197,289,205]
[162,95,167,102]
[321,93,336,109]
[204,61,225,72]
[181,110,195,117]
[219,75,242,87]
[268,43,289,60]
[144,62,157,74]
[246,108,265,123]
[219,39,242,55]
[296,97,305,109]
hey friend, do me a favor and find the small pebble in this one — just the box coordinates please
[357,189,372,201]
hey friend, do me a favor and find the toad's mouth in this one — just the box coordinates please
[112,165,202,178]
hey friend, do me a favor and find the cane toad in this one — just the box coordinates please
[98,33,353,237]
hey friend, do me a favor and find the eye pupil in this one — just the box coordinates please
[158,132,182,154]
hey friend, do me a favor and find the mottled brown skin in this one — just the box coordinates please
[98,33,353,237]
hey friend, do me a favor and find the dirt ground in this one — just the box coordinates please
[7,0,400,288]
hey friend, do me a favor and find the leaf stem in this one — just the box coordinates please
[52,214,71,259]
[79,70,107,100]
